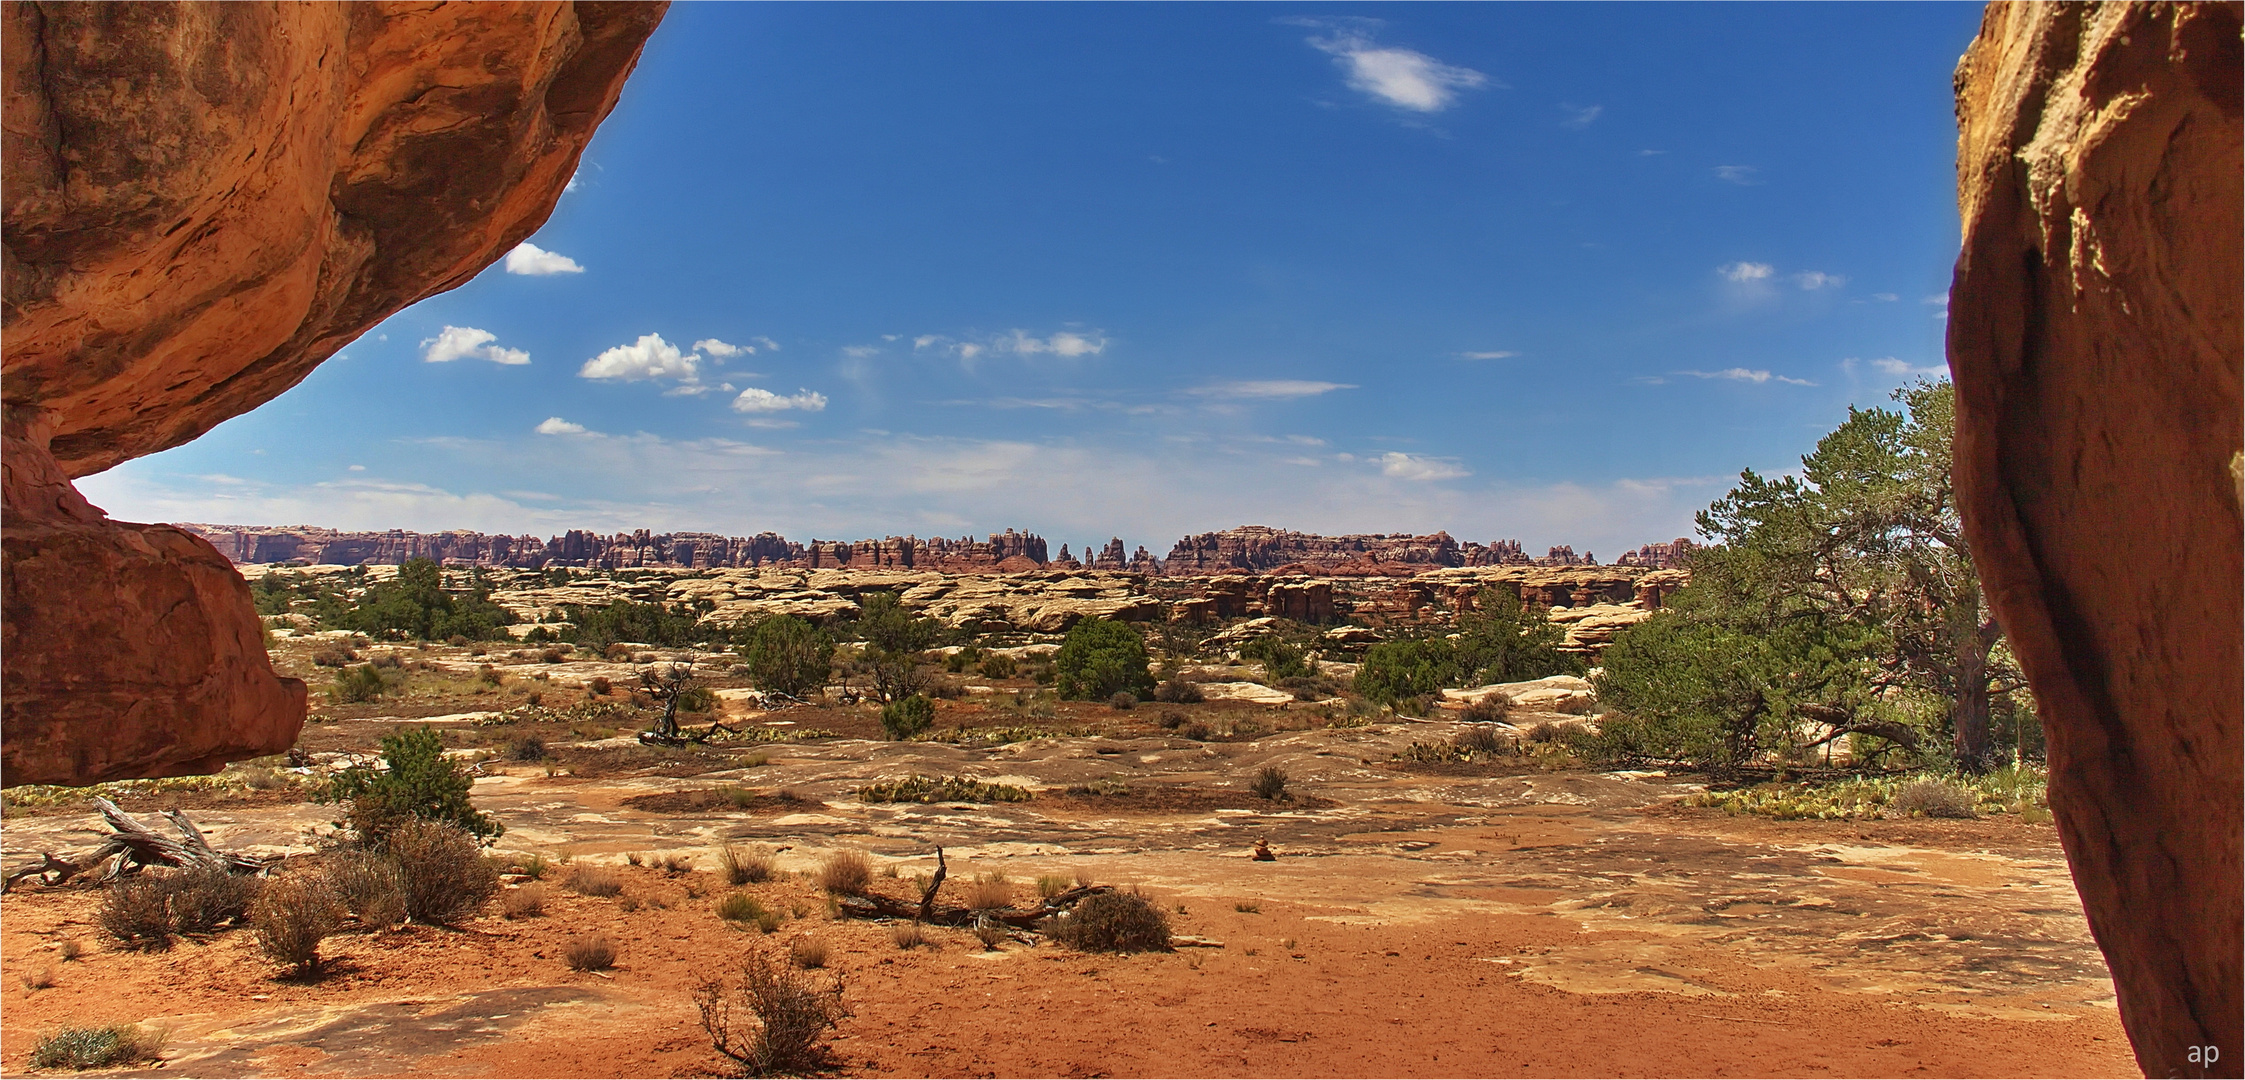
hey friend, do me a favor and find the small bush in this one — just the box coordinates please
[889,921,928,949]
[1525,721,1564,744]
[507,737,548,762]
[318,725,501,845]
[541,648,566,664]
[1180,721,1212,741]
[565,865,624,898]
[1249,766,1290,802]
[1158,710,1189,729]
[390,819,500,924]
[1460,696,1511,723]
[718,893,784,933]
[564,934,617,971]
[962,873,1013,910]
[1153,679,1204,704]
[98,876,175,951]
[1054,618,1157,701]
[973,921,1006,950]
[817,851,873,896]
[661,853,694,874]
[880,694,935,740]
[790,936,829,969]
[332,663,387,703]
[58,940,83,962]
[324,850,407,928]
[1108,691,1137,711]
[695,954,847,1077]
[721,844,774,885]
[503,884,548,919]
[165,864,262,934]
[856,774,1033,804]
[979,653,1018,680]
[19,965,54,991]
[312,645,359,668]
[252,875,343,976]
[29,1025,162,1070]
[1455,724,1508,756]
[1045,890,1171,953]
[589,676,614,696]
[1036,873,1074,899]
[1235,901,1261,913]
[1891,779,1977,819]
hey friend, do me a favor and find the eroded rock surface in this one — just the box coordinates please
[1946,2,2242,1073]
[1,2,665,784]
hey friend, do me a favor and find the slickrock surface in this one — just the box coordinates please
[1,3,665,784]
[1946,2,2241,1072]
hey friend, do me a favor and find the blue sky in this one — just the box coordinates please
[82,3,1978,559]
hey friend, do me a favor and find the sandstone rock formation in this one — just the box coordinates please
[2,2,665,785]
[1946,3,2241,1073]
[189,523,1052,573]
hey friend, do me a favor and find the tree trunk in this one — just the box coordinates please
[1950,606,1995,771]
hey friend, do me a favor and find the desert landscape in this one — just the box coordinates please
[1,546,2129,1077]
[2,1,2236,1078]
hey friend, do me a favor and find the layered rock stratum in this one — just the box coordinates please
[1947,2,2241,1073]
[1,2,666,785]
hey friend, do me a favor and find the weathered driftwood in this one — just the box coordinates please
[2,797,267,891]
[835,869,1116,930]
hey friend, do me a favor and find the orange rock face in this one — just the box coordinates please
[1946,2,2241,1074]
[1,1,665,784]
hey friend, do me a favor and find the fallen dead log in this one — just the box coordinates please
[1,797,268,891]
[833,877,1116,929]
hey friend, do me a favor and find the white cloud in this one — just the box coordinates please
[914,330,1107,364]
[535,417,589,436]
[1302,25,1489,113]
[1717,262,1775,283]
[503,242,585,276]
[1868,356,1948,378]
[1558,103,1602,128]
[842,345,882,360]
[1794,271,1846,290]
[1678,367,1817,386]
[731,387,828,414]
[1377,452,1469,481]
[957,342,985,360]
[1872,292,1899,302]
[1714,165,1760,185]
[347,464,366,472]
[580,333,700,383]
[694,338,752,358]
[421,325,530,365]
[1188,380,1356,400]
[1457,350,1518,360]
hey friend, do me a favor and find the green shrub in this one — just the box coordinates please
[331,663,387,703]
[718,893,782,932]
[880,693,935,739]
[1353,638,1459,705]
[1452,587,1583,684]
[1044,890,1171,953]
[735,615,834,698]
[319,726,501,845]
[1054,618,1155,702]
[563,598,709,651]
[979,653,1017,679]
[856,775,1033,804]
[324,558,513,641]
[30,1025,162,1070]
[1240,637,1311,681]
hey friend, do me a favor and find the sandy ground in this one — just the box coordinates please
[0,661,2137,1078]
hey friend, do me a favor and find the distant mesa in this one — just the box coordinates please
[180,523,1695,577]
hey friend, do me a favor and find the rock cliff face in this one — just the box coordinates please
[187,523,1050,573]
[1,2,665,785]
[1163,526,1564,574]
[1946,3,2241,1074]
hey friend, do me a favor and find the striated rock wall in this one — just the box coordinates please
[1163,525,1576,574]
[183,522,1051,572]
[2,2,665,785]
[1946,2,2241,1074]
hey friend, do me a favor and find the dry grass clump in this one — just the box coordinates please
[29,1025,163,1070]
[1108,691,1137,711]
[789,936,828,969]
[962,873,1014,911]
[717,893,782,933]
[565,864,625,898]
[889,921,929,950]
[19,965,56,991]
[972,921,1006,950]
[98,876,178,951]
[1460,696,1511,723]
[1890,778,1977,819]
[252,874,344,976]
[390,820,499,924]
[323,849,408,928]
[166,864,263,934]
[564,934,617,971]
[816,851,872,896]
[1249,765,1290,802]
[1035,873,1074,899]
[660,853,695,874]
[721,845,775,886]
[1153,679,1204,704]
[1045,890,1172,953]
[57,939,83,962]
[503,883,548,919]
[694,954,847,1077]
